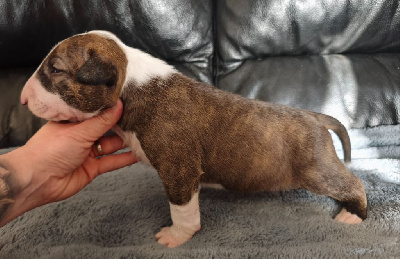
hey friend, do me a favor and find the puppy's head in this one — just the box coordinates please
[21,31,128,122]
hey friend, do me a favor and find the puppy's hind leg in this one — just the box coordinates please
[299,161,367,224]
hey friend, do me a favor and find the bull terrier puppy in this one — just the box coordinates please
[20,31,367,247]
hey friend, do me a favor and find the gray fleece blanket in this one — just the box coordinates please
[0,125,399,258]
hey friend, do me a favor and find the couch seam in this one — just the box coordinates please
[211,0,219,87]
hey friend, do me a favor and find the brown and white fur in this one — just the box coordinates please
[21,31,367,247]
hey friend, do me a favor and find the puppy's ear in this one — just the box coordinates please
[76,51,117,87]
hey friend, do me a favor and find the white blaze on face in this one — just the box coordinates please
[20,73,100,122]
[89,30,177,87]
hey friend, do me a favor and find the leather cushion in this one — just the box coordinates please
[217,0,400,62]
[217,53,400,129]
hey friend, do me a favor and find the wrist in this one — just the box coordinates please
[0,147,34,193]
[0,147,37,227]
[0,164,14,223]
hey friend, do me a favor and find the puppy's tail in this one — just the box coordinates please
[314,113,351,164]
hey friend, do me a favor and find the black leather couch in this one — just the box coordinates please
[1,0,400,149]
[0,1,399,257]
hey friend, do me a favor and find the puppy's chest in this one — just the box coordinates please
[113,125,150,164]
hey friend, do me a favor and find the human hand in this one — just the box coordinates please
[0,100,136,226]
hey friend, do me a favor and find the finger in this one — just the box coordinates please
[75,99,123,142]
[92,135,126,157]
[97,152,137,175]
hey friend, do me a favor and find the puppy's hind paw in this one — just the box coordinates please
[334,208,363,224]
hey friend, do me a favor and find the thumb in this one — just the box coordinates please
[74,99,123,142]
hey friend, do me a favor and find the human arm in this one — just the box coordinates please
[0,100,136,227]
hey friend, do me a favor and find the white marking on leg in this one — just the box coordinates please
[334,208,363,224]
[201,183,225,190]
[155,191,201,248]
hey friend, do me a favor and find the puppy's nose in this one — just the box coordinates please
[21,97,28,105]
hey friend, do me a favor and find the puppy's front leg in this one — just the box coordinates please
[156,191,201,248]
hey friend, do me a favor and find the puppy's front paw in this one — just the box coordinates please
[155,225,198,248]
[334,208,363,224]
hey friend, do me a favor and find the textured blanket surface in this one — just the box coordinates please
[0,126,399,258]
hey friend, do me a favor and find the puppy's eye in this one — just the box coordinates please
[50,65,65,74]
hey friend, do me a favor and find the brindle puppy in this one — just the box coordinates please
[21,31,367,248]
